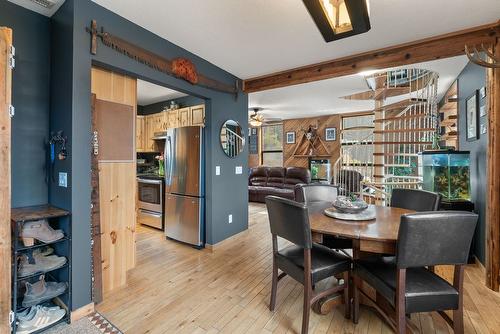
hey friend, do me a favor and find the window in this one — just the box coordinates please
[341,114,374,165]
[261,124,283,167]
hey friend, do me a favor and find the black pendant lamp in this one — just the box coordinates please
[303,0,371,42]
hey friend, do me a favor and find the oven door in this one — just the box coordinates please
[137,179,163,212]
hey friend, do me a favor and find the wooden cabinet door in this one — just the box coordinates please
[136,115,145,151]
[160,111,168,130]
[190,105,205,127]
[145,114,156,152]
[178,107,190,127]
[167,110,179,129]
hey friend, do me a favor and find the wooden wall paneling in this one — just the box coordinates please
[0,27,12,333]
[243,21,500,92]
[283,115,340,169]
[91,67,137,295]
[486,39,500,291]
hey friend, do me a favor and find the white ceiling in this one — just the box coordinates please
[8,0,65,17]
[92,0,500,79]
[137,79,187,106]
[249,56,469,120]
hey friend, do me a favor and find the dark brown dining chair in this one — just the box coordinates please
[295,184,352,251]
[390,188,441,212]
[265,195,351,334]
[353,211,478,333]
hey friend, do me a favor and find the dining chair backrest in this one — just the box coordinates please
[396,211,478,269]
[295,184,338,204]
[265,195,312,249]
[391,188,441,212]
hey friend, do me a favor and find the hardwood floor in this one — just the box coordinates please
[96,203,500,333]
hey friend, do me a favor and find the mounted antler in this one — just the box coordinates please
[465,43,500,68]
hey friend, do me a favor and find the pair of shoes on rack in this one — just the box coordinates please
[20,220,64,246]
[16,304,66,334]
[18,247,67,278]
[22,275,67,308]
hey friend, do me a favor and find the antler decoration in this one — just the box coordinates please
[465,44,500,68]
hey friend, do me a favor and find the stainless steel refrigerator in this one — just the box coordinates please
[164,126,204,247]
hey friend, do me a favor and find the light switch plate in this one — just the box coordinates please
[235,166,243,174]
[59,172,68,187]
[228,214,233,224]
[216,166,221,176]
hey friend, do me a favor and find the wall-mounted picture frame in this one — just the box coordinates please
[286,131,295,144]
[479,86,486,99]
[325,127,336,141]
[466,91,479,141]
[480,104,487,117]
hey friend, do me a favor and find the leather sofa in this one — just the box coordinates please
[248,166,311,203]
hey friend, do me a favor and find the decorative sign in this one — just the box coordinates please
[86,20,239,97]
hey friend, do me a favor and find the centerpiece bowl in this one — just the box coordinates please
[332,196,368,214]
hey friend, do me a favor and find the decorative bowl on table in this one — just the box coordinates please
[332,196,368,214]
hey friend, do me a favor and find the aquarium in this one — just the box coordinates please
[421,150,471,201]
[309,159,331,182]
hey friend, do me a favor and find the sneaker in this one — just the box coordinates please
[22,275,67,308]
[20,220,64,246]
[17,305,66,334]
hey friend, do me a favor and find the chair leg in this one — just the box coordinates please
[453,306,464,334]
[270,259,278,311]
[353,276,359,324]
[396,304,406,334]
[302,282,312,334]
[343,271,350,319]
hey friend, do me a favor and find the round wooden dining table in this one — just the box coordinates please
[308,203,414,259]
[306,202,415,315]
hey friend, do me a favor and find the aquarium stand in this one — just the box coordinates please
[440,199,475,263]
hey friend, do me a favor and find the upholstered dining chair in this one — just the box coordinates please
[353,211,478,333]
[265,195,351,334]
[295,184,352,251]
[390,188,441,212]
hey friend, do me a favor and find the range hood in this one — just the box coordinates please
[152,132,168,140]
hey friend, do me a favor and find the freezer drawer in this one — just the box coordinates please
[165,194,202,246]
[138,209,163,230]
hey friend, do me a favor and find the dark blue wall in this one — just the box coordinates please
[457,62,487,263]
[50,0,248,309]
[139,95,205,115]
[0,1,50,207]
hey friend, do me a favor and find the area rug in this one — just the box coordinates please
[43,311,122,334]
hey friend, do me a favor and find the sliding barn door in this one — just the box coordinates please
[0,27,12,332]
[91,67,137,295]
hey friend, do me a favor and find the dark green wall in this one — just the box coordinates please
[139,95,205,115]
[50,0,248,309]
[0,1,50,207]
[456,62,487,263]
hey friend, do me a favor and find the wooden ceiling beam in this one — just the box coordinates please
[243,20,500,93]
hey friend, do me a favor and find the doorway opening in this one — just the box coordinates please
[90,67,207,312]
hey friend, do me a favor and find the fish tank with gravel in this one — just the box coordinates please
[421,150,471,201]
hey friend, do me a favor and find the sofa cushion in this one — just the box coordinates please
[249,167,269,186]
[284,167,311,189]
[267,167,286,188]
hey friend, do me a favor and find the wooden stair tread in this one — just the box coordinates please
[374,113,430,123]
[371,98,426,113]
[373,128,434,134]
[372,141,433,145]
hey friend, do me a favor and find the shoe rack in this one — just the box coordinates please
[10,205,72,333]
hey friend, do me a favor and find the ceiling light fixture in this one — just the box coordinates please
[303,0,371,42]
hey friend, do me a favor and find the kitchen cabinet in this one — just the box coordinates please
[137,104,206,152]
[136,115,145,151]
[190,105,205,127]
[178,107,191,127]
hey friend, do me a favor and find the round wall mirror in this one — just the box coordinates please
[220,120,245,158]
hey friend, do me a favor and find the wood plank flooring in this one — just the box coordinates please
[96,203,500,333]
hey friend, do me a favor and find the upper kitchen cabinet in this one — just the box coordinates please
[136,115,145,151]
[190,105,205,127]
[178,107,191,127]
[167,109,179,129]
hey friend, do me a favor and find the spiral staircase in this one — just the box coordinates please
[333,68,439,204]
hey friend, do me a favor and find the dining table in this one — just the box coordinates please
[306,202,415,315]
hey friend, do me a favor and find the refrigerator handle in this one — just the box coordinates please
[166,135,173,186]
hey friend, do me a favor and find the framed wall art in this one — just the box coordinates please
[466,91,479,141]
